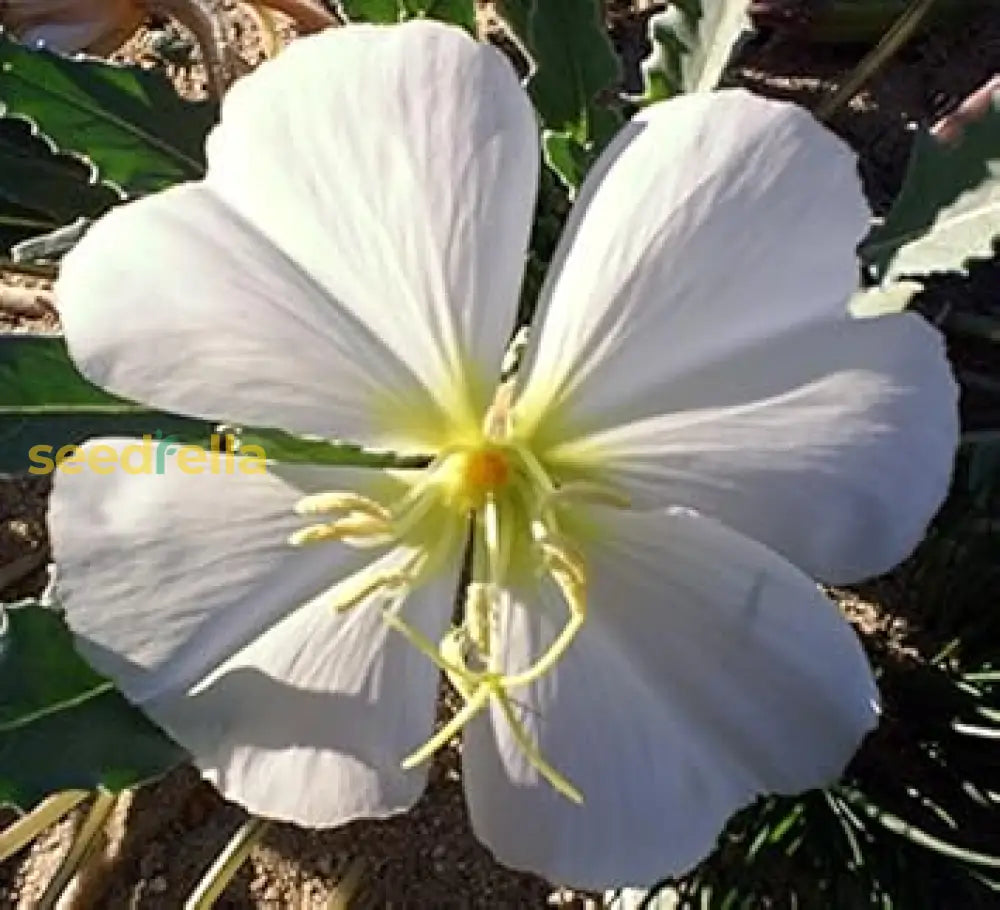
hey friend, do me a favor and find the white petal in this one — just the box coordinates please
[57,186,445,450]
[516,90,869,431]
[544,314,958,583]
[50,441,461,824]
[463,507,878,888]
[56,22,538,449]
[207,21,539,433]
[158,557,460,825]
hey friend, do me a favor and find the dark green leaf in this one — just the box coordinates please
[637,0,750,104]
[0,115,119,254]
[497,0,621,142]
[861,91,1000,281]
[403,0,475,31]
[0,600,187,810]
[0,33,217,194]
[0,334,431,474]
[542,131,591,194]
[337,0,398,20]
[0,334,212,476]
[337,0,475,30]
[240,426,430,469]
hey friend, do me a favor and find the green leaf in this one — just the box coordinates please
[0,334,213,476]
[240,427,430,469]
[861,92,1000,282]
[337,0,399,21]
[0,116,120,254]
[0,600,188,810]
[0,33,217,194]
[497,0,621,142]
[637,0,750,104]
[0,334,432,474]
[542,131,591,195]
[337,0,475,30]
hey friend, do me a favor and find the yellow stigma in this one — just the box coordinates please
[440,446,511,510]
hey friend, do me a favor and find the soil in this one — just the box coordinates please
[2,1,1000,908]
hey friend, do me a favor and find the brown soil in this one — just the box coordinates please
[2,1,1000,908]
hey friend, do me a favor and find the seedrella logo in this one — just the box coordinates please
[27,431,268,476]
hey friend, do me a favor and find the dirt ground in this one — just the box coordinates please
[2,1,1000,907]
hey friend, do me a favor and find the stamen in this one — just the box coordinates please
[288,512,392,548]
[536,534,587,588]
[294,491,392,521]
[493,685,583,804]
[502,558,587,689]
[380,608,470,680]
[286,421,603,805]
[325,568,411,613]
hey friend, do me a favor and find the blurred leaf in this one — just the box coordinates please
[862,89,1000,282]
[637,0,751,104]
[0,33,216,194]
[238,426,430,469]
[964,436,1000,507]
[0,116,119,255]
[497,0,621,142]
[542,131,590,195]
[630,661,1000,908]
[0,334,213,476]
[0,599,187,810]
[10,216,92,262]
[337,0,475,30]
[0,334,431,474]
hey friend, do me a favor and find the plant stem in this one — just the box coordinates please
[37,789,118,910]
[185,816,270,910]
[817,0,941,121]
[0,791,89,864]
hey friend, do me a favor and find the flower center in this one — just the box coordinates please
[440,446,511,510]
[287,390,627,803]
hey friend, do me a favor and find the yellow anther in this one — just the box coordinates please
[288,512,391,548]
[325,569,411,613]
[288,523,341,546]
[483,380,515,437]
[538,536,587,588]
[294,491,391,521]
[503,560,586,690]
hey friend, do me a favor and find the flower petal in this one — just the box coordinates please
[207,21,539,437]
[57,186,445,449]
[57,22,538,448]
[544,314,958,583]
[463,507,878,888]
[50,441,460,824]
[516,89,868,431]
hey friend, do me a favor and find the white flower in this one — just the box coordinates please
[50,22,958,889]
